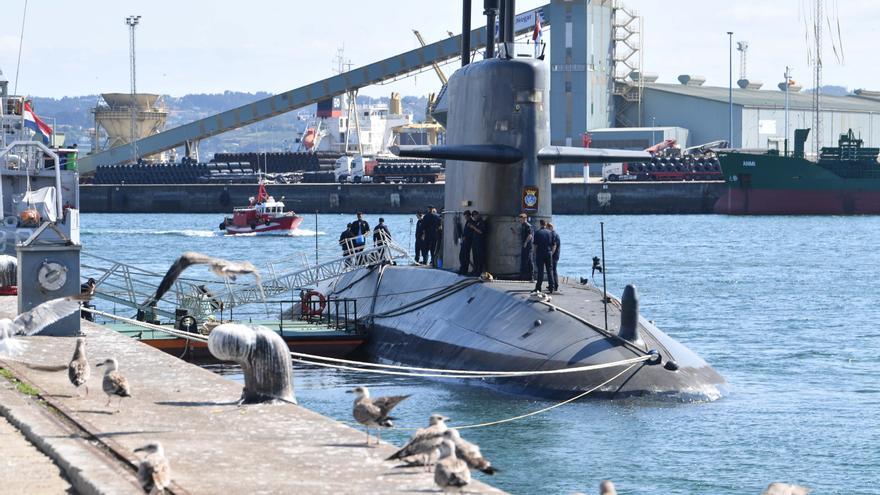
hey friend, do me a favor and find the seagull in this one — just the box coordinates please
[443,429,497,475]
[0,294,88,357]
[68,338,90,397]
[386,414,449,471]
[434,438,471,492]
[763,482,811,495]
[134,442,172,494]
[348,386,411,446]
[599,479,618,495]
[144,252,263,307]
[97,358,131,411]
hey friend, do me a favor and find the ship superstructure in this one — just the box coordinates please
[0,68,80,254]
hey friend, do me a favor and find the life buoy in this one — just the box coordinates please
[301,290,327,316]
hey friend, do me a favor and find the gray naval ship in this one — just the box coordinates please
[0,68,80,255]
[323,1,726,401]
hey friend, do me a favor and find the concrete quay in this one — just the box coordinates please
[79,180,725,215]
[0,297,504,494]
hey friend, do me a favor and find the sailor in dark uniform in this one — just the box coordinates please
[469,211,487,275]
[350,212,370,253]
[533,219,556,293]
[414,212,426,263]
[548,222,560,292]
[458,210,473,275]
[339,223,355,265]
[512,213,533,280]
[422,206,441,267]
[373,217,391,246]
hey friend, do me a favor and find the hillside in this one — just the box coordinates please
[29,92,429,159]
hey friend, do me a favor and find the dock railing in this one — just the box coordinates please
[82,238,410,322]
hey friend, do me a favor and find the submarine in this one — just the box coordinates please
[321,0,727,400]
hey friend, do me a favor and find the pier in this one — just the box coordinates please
[0,297,503,494]
[80,181,725,215]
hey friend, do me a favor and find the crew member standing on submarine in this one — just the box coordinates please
[414,211,426,264]
[512,213,533,281]
[548,222,560,292]
[458,210,473,275]
[533,219,556,293]
[351,212,370,253]
[423,206,441,267]
[373,217,391,246]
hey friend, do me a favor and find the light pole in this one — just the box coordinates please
[784,66,791,155]
[727,31,733,147]
[125,15,141,163]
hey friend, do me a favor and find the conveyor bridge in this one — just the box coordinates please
[78,6,550,173]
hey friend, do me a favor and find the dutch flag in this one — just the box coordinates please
[23,101,52,144]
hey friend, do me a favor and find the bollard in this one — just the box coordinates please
[207,323,296,404]
[618,284,645,347]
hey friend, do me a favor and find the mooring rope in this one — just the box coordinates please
[351,362,641,432]
[83,308,652,379]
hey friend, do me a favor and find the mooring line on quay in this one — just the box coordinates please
[80,307,648,430]
[83,308,653,379]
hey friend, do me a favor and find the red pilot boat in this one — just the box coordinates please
[220,181,303,235]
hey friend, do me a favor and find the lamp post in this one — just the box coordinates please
[125,15,141,164]
[727,31,733,147]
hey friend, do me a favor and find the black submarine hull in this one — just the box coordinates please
[325,265,727,401]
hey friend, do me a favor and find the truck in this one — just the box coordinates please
[602,139,726,182]
[332,155,443,184]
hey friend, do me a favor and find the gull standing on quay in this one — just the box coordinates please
[68,337,90,397]
[348,386,411,445]
[443,429,497,475]
[134,442,172,494]
[434,438,471,492]
[144,252,264,306]
[97,358,131,411]
[386,414,449,471]
[0,294,87,357]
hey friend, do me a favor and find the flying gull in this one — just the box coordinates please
[97,358,131,411]
[134,442,172,494]
[386,413,449,471]
[443,429,497,475]
[0,294,88,357]
[434,438,471,492]
[68,337,90,397]
[348,386,411,445]
[144,252,264,307]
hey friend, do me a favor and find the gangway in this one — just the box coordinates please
[81,238,412,322]
[77,6,549,172]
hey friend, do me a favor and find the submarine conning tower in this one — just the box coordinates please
[441,57,551,277]
[394,0,650,278]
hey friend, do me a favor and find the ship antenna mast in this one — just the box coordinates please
[813,0,822,157]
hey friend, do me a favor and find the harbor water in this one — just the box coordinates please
[81,213,880,495]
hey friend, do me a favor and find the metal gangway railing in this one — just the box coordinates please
[81,235,412,322]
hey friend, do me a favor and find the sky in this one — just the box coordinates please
[1,0,878,99]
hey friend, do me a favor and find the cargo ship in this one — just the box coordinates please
[715,129,880,215]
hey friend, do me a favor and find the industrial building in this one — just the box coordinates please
[622,79,880,155]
